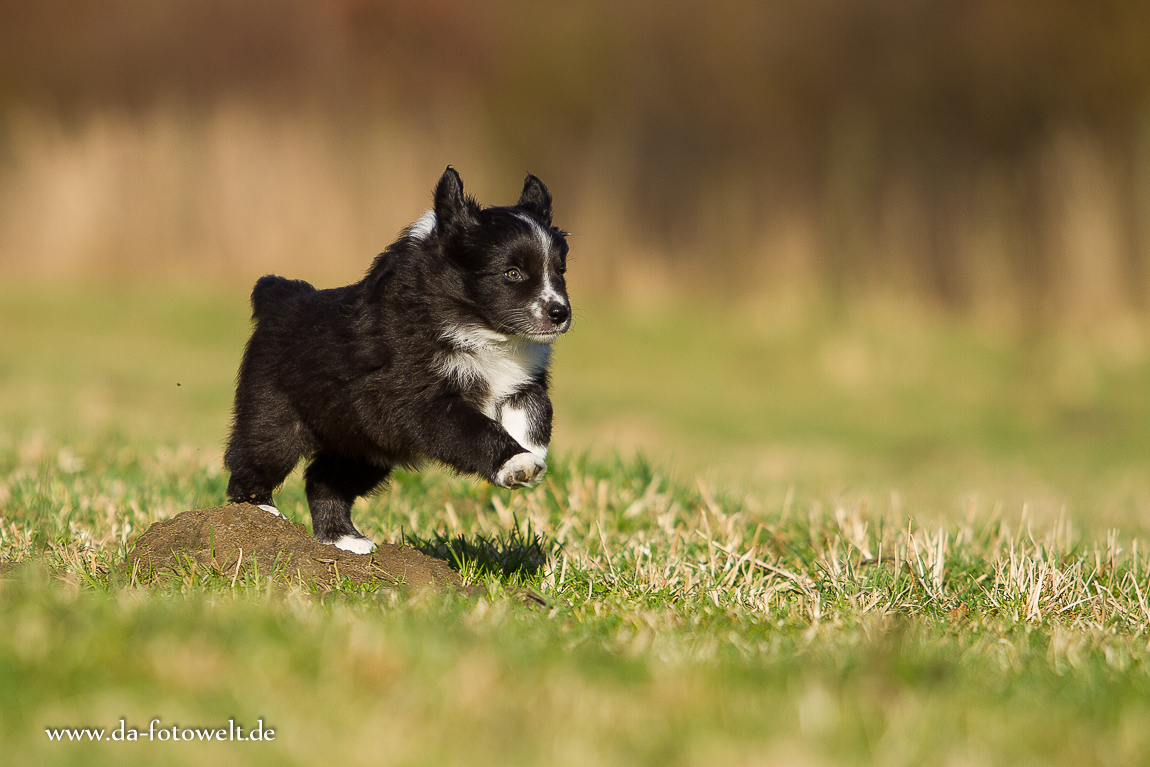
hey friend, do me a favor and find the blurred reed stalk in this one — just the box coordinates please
[3,103,1149,330]
[2,0,1150,328]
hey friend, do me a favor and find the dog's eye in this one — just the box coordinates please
[505,268,525,282]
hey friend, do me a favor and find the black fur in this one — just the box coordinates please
[224,167,571,548]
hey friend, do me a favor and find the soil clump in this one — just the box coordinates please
[129,503,461,590]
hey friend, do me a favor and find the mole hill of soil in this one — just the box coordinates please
[129,503,462,590]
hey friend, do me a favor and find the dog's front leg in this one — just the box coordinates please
[493,452,547,488]
[497,384,552,460]
[408,396,547,488]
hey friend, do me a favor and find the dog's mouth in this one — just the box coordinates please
[500,310,572,343]
[521,328,566,343]
[512,322,570,343]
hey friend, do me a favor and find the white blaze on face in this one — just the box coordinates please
[500,404,547,458]
[514,210,552,255]
[513,212,567,323]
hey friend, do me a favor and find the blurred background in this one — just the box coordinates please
[4,0,1150,528]
[2,0,1150,321]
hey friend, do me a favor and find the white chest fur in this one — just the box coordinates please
[436,326,551,419]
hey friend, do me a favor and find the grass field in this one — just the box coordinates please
[3,285,1150,766]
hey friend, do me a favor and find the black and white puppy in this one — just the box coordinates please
[224,167,571,553]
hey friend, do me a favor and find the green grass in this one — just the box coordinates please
[3,285,1150,765]
[558,302,1150,532]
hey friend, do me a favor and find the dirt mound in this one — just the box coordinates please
[129,503,462,591]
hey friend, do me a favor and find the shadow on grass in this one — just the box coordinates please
[404,523,555,580]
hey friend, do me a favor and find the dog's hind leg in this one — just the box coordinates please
[304,452,390,554]
[224,433,301,514]
[224,379,306,516]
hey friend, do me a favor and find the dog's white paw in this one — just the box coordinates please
[332,534,376,555]
[257,504,285,519]
[495,452,547,488]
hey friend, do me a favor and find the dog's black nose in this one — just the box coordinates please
[547,302,570,325]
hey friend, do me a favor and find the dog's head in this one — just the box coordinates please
[415,167,571,343]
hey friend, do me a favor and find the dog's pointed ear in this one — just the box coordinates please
[433,166,478,236]
[517,174,552,225]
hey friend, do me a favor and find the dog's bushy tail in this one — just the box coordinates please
[250,275,314,321]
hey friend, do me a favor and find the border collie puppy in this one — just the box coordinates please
[224,167,571,554]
